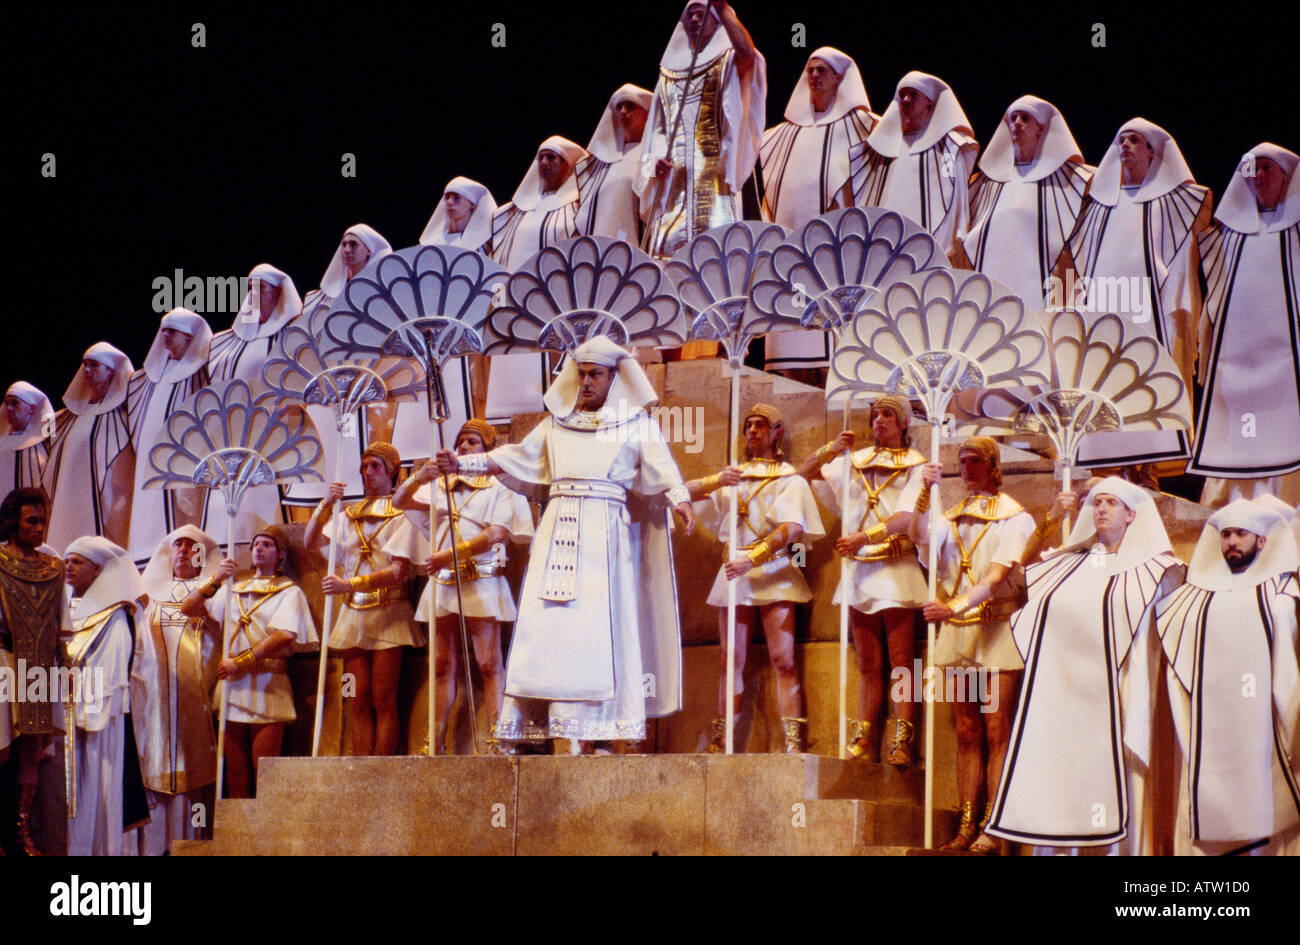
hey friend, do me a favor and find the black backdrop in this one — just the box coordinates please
[11,2,1289,399]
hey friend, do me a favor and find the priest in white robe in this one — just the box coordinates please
[1191,143,1300,506]
[987,477,1185,853]
[205,264,304,542]
[419,176,497,254]
[1056,119,1212,470]
[42,343,134,552]
[64,536,148,856]
[130,525,221,854]
[962,95,1092,310]
[576,85,653,243]
[288,226,396,513]
[434,336,694,750]
[637,1,765,259]
[1156,499,1300,855]
[0,382,54,500]
[125,308,212,565]
[487,136,587,423]
[760,47,876,376]
[850,71,977,262]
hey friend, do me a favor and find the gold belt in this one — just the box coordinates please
[850,534,916,563]
[435,561,504,585]
[947,596,1019,626]
[348,583,408,611]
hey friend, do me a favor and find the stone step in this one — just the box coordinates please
[202,753,957,855]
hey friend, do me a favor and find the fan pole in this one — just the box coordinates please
[311,428,347,756]
[426,344,479,756]
[838,398,852,760]
[724,364,739,754]
[215,499,236,801]
[924,419,940,849]
[1061,462,1073,539]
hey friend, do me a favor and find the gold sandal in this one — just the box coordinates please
[781,716,807,754]
[885,717,914,767]
[939,800,978,851]
[846,719,876,761]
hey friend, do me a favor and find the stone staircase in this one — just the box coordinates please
[174,753,962,856]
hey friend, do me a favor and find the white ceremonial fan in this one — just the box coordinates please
[145,377,324,802]
[484,235,686,355]
[663,219,791,756]
[322,243,509,755]
[830,267,1050,848]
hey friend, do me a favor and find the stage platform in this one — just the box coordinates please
[174,753,963,856]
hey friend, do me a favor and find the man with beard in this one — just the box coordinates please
[1157,500,1300,854]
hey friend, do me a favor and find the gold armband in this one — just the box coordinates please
[863,523,889,544]
[746,543,774,566]
[947,594,972,616]
[701,472,724,491]
[233,649,257,673]
[200,578,221,600]
[817,443,836,463]
[350,573,375,593]
[453,540,474,559]
[914,489,931,514]
[1034,516,1058,540]
[314,500,332,522]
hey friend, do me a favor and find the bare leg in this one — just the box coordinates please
[433,616,458,752]
[371,646,404,756]
[716,606,755,717]
[851,611,885,724]
[223,722,254,799]
[760,602,801,719]
[343,649,374,756]
[882,608,917,727]
[970,669,1022,854]
[248,722,286,797]
[468,618,505,719]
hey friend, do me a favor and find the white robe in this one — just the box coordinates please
[813,447,928,613]
[1157,573,1300,852]
[694,461,825,606]
[964,162,1092,310]
[1190,222,1300,484]
[491,411,688,741]
[125,370,208,564]
[576,145,645,242]
[851,130,978,260]
[760,107,875,370]
[0,434,47,501]
[411,476,534,621]
[208,576,317,724]
[987,547,1184,849]
[321,499,424,652]
[66,603,134,857]
[43,406,134,552]
[1061,182,1211,468]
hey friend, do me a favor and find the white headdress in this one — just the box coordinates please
[1213,142,1300,234]
[782,47,871,127]
[1253,492,1300,550]
[1062,475,1173,571]
[139,524,221,603]
[866,71,973,158]
[419,176,498,250]
[1186,499,1299,591]
[511,136,588,212]
[977,95,1083,183]
[62,342,133,417]
[318,224,393,299]
[586,85,655,163]
[233,263,304,341]
[142,308,213,384]
[0,381,55,448]
[66,536,148,619]
[542,336,658,418]
[659,1,728,72]
[1089,118,1196,206]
